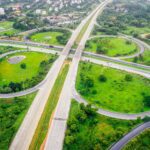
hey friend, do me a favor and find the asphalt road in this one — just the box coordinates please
[0,43,149,99]
[9,4,93,149]
[110,122,150,150]
[44,1,113,150]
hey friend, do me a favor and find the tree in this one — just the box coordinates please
[99,75,107,82]
[20,63,26,69]
[133,57,138,63]
[65,135,75,145]
[143,95,150,107]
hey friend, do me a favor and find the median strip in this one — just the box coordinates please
[29,61,70,150]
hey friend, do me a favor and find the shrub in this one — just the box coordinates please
[143,95,150,107]
[65,135,75,145]
[125,74,133,81]
[99,75,107,82]
[20,63,26,69]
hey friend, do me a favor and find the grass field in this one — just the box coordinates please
[76,62,150,113]
[29,62,69,150]
[0,52,55,86]
[0,92,36,150]
[0,21,20,36]
[0,21,13,31]
[75,16,92,45]
[30,29,71,46]
[0,46,23,54]
[63,100,141,150]
[123,26,150,36]
[123,129,150,150]
[85,37,139,57]
[126,49,150,66]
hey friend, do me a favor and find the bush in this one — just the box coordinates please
[99,75,107,82]
[143,95,150,107]
[65,135,75,145]
[20,63,26,69]
[125,74,133,81]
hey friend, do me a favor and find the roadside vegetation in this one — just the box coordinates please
[123,129,150,150]
[85,37,138,57]
[126,49,150,66]
[29,62,70,150]
[63,100,142,150]
[0,92,36,150]
[94,0,150,44]
[0,46,23,54]
[0,52,57,93]
[76,61,150,113]
[0,21,20,37]
[29,28,71,46]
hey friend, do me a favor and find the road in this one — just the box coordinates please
[0,43,149,99]
[9,4,94,149]
[1,38,150,71]
[110,122,150,150]
[82,57,150,78]
[44,1,112,150]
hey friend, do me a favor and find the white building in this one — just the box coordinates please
[0,8,5,15]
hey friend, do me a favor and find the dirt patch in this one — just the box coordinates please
[44,36,52,39]
[8,55,26,64]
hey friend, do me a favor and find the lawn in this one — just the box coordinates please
[123,26,150,36]
[0,28,20,36]
[30,29,71,46]
[0,92,36,150]
[63,100,141,150]
[126,49,150,66]
[0,21,20,36]
[0,21,13,31]
[29,62,69,150]
[0,52,57,93]
[85,37,139,57]
[0,46,23,54]
[123,129,150,150]
[76,61,150,113]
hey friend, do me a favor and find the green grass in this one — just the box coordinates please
[0,21,13,30]
[75,17,92,45]
[0,28,20,36]
[76,61,150,113]
[123,129,150,150]
[123,26,150,36]
[0,92,36,150]
[29,62,69,150]
[85,37,139,57]
[30,29,71,46]
[126,49,150,66]
[0,52,54,86]
[63,100,141,150]
[30,31,63,45]
[0,21,20,36]
[0,46,23,54]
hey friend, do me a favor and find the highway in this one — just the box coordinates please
[44,0,113,150]
[9,4,95,149]
[110,122,150,150]
[0,43,149,99]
